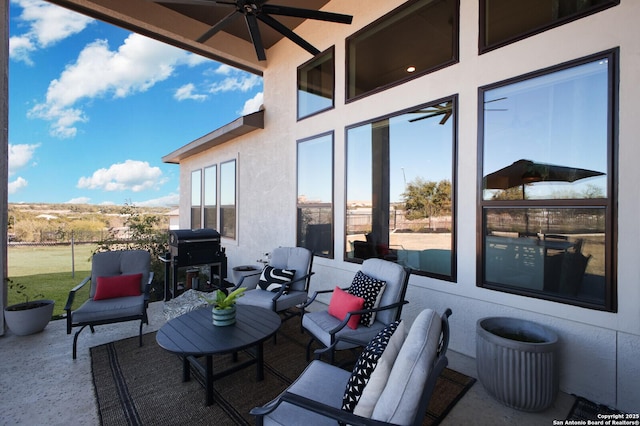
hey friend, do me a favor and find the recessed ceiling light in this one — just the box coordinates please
[406,66,416,73]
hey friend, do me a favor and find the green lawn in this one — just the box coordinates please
[8,244,97,319]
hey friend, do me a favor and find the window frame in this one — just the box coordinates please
[476,48,618,311]
[297,47,335,121]
[345,0,459,103]
[190,157,238,241]
[219,159,237,240]
[190,169,202,229]
[344,96,458,280]
[479,0,619,54]
[296,131,335,258]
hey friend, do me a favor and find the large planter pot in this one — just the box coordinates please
[232,265,261,288]
[476,317,559,412]
[212,305,236,326]
[4,300,55,336]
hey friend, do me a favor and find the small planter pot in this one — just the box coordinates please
[476,317,559,412]
[4,300,55,336]
[212,305,236,326]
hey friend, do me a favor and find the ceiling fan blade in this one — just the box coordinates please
[257,13,320,56]
[245,13,266,61]
[261,4,352,24]
[196,9,239,43]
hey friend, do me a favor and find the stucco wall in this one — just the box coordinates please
[175,0,640,412]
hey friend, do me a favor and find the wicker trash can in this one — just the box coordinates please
[476,317,559,412]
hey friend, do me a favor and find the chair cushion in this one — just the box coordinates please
[348,271,386,326]
[72,295,146,324]
[328,287,365,330]
[93,273,142,301]
[269,247,312,292]
[90,250,150,298]
[354,320,407,417]
[302,311,387,351]
[258,265,296,293]
[262,360,351,426]
[360,259,407,325]
[342,320,401,412]
[372,309,441,424]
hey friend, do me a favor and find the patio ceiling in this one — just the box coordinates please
[46,0,334,75]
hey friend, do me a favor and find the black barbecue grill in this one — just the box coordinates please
[164,228,227,300]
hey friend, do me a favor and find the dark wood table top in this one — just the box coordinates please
[156,305,281,356]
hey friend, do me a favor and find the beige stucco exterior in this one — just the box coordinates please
[167,0,640,411]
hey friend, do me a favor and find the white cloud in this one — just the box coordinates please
[136,193,180,207]
[29,34,199,138]
[66,197,91,204]
[9,0,94,64]
[241,92,263,115]
[77,160,168,192]
[207,66,262,94]
[8,143,39,175]
[8,177,28,194]
[174,83,208,102]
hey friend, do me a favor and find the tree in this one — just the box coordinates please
[401,178,452,222]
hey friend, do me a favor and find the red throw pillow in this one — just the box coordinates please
[94,273,143,300]
[328,286,365,329]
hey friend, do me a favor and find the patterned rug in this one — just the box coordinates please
[91,317,475,426]
[566,395,625,421]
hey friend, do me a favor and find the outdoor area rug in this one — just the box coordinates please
[566,395,625,421]
[91,317,475,426]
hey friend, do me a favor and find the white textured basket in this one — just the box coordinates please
[476,317,559,412]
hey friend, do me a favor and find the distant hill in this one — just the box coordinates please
[8,203,172,243]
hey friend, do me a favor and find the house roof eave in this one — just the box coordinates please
[162,109,264,164]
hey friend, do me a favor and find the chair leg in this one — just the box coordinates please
[139,320,144,347]
[72,325,88,360]
[305,337,315,362]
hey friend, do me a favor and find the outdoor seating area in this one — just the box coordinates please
[0,299,578,425]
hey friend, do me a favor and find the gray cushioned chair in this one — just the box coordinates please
[301,258,410,362]
[233,247,314,323]
[65,249,153,359]
[251,308,452,426]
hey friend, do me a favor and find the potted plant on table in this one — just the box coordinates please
[201,287,246,326]
[4,278,55,336]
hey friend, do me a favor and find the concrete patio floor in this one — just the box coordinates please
[0,301,575,425]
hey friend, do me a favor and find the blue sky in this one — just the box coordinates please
[8,0,263,207]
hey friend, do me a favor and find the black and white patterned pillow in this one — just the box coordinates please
[341,320,401,413]
[258,265,295,293]
[348,271,386,326]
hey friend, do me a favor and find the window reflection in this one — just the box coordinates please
[204,165,217,229]
[484,208,606,305]
[480,50,616,310]
[191,169,201,229]
[220,160,236,239]
[298,49,334,119]
[483,59,608,200]
[346,99,455,278]
[297,133,333,257]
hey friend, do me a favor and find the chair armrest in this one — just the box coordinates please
[327,300,408,335]
[250,391,400,426]
[270,271,316,301]
[301,286,348,309]
[64,276,90,312]
[144,272,154,302]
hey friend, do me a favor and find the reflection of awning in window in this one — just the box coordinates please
[483,159,604,197]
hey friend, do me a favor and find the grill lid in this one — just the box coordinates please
[169,228,220,246]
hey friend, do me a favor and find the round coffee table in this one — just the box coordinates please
[156,305,281,405]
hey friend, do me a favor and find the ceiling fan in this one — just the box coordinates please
[154,0,353,61]
[409,101,453,125]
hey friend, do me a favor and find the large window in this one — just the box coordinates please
[191,160,236,240]
[346,98,457,279]
[346,0,458,101]
[220,160,237,240]
[479,50,617,310]
[297,133,333,257]
[297,48,334,120]
[204,165,217,229]
[190,169,201,229]
[480,0,618,53]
